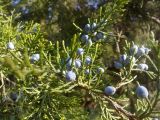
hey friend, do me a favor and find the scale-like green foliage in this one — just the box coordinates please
[0,1,160,120]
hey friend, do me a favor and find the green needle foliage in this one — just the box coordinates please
[0,1,160,120]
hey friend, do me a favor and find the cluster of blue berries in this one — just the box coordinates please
[132,47,150,96]
[6,41,149,99]
[65,46,105,82]
[114,44,150,70]
[130,45,150,57]
[65,47,87,81]
[66,48,90,68]
[7,42,40,63]
[11,0,21,6]
[75,0,107,11]
[65,48,83,82]
[81,22,106,47]
[104,85,149,99]
[63,20,107,83]
[11,0,30,15]
[86,0,107,10]
[114,54,135,69]
[137,63,148,71]
[48,7,53,19]
[110,44,151,98]
[21,6,29,15]
[46,6,55,24]
[66,57,82,70]
[130,45,150,71]
[83,22,106,35]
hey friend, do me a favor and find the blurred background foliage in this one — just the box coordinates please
[1,0,159,58]
[1,0,129,40]
[1,0,159,41]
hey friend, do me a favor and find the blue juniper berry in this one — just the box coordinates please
[96,32,104,40]
[7,42,15,50]
[136,85,149,98]
[85,56,92,65]
[119,54,127,64]
[21,6,29,15]
[66,71,76,82]
[84,24,91,32]
[30,54,40,62]
[74,59,81,68]
[137,63,148,71]
[104,86,116,96]
[11,0,21,6]
[91,22,97,29]
[114,61,123,69]
[81,34,89,42]
[136,46,149,57]
[86,0,99,10]
[130,45,138,55]
[10,92,18,101]
[77,48,84,56]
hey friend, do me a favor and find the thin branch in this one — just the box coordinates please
[104,96,139,120]
[148,15,160,25]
